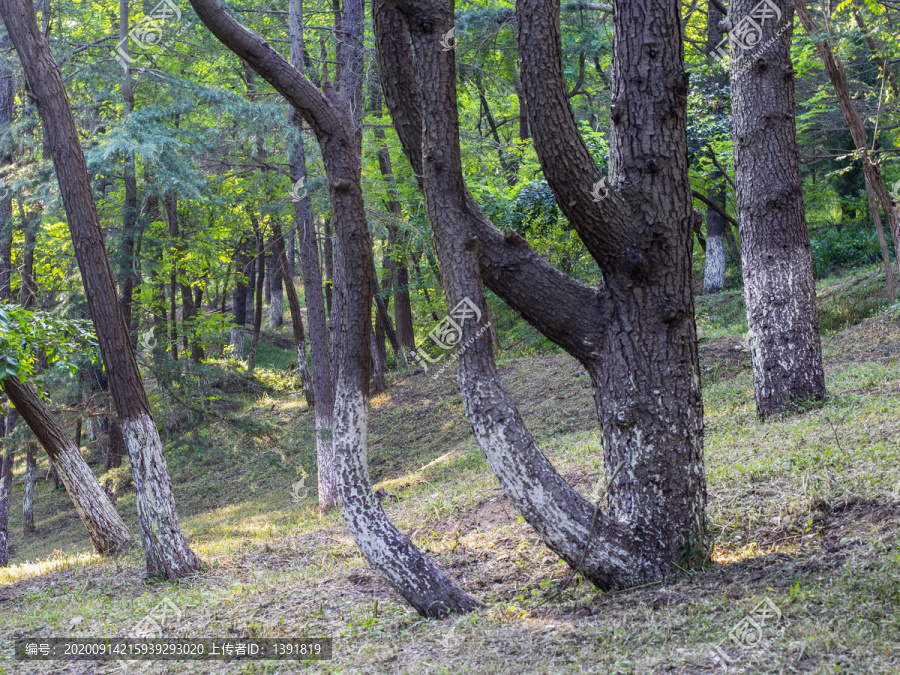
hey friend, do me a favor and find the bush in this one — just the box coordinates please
[810,224,889,279]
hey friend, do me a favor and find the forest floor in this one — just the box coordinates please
[1,265,899,674]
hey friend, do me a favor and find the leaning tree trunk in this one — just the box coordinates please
[731,0,826,418]
[189,0,483,615]
[22,443,35,534]
[3,378,132,554]
[376,0,707,585]
[0,443,13,566]
[0,0,201,578]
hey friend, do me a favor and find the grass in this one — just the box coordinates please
[1,271,900,673]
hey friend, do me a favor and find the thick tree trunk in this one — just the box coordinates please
[377,0,707,585]
[731,0,826,418]
[0,444,13,566]
[0,0,201,577]
[190,0,483,615]
[247,217,266,373]
[3,378,132,554]
[23,443,35,534]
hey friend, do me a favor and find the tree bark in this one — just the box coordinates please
[0,32,14,303]
[3,378,132,555]
[189,0,483,615]
[731,0,826,418]
[0,443,12,566]
[0,0,201,578]
[703,1,728,293]
[268,234,284,328]
[18,212,37,307]
[285,0,337,509]
[247,216,266,373]
[118,0,138,345]
[375,0,707,586]
[22,443,35,534]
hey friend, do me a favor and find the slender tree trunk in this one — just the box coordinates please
[22,443,35,534]
[3,378,132,554]
[18,213,37,307]
[190,0,483,615]
[247,216,266,372]
[866,181,896,302]
[272,218,314,406]
[0,33,14,303]
[231,241,250,360]
[268,235,284,328]
[322,217,334,316]
[118,0,138,344]
[0,0,201,577]
[703,1,728,293]
[0,443,13,566]
[793,1,900,268]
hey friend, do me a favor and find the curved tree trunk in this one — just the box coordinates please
[3,378,132,555]
[731,0,826,418]
[190,0,482,615]
[376,0,707,586]
[0,0,201,578]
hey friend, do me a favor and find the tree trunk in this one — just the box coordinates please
[0,33,14,303]
[231,241,250,360]
[0,0,201,577]
[190,0,483,615]
[0,444,13,566]
[118,0,138,344]
[272,218,314,407]
[105,416,123,470]
[731,0,826,418]
[18,212,37,307]
[22,443,35,534]
[376,0,707,586]
[247,216,266,373]
[703,181,727,292]
[268,235,284,328]
[866,181,896,302]
[3,378,132,555]
[322,217,334,316]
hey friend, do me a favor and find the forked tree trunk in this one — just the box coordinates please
[189,0,483,615]
[23,443,35,534]
[731,0,826,418]
[3,378,132,554]
[0,0,201,578]
[376,0,707,585]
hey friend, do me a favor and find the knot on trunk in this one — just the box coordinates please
[622,249,649,278]
[332,178,352,192]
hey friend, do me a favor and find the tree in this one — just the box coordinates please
[374,0,706,587]
[729,0,826,418]
[0,0,201,578]
[188,0,483,615]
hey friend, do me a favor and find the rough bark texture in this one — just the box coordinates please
[231,240,250,360]
[0,33,14,303]
[2,377,132,555]
[268,234,284,328]
[247,217,266,373]
[703,181,727,292]
[189,0,482,615]
[731,0,826,418]
[23,443,35,534]
[375,0,707,586]
[0,0,201,577]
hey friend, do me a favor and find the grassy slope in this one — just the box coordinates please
[0,267,898,674]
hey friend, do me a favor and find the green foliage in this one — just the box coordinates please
[0,304,99,388]
[809,223,889,279]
